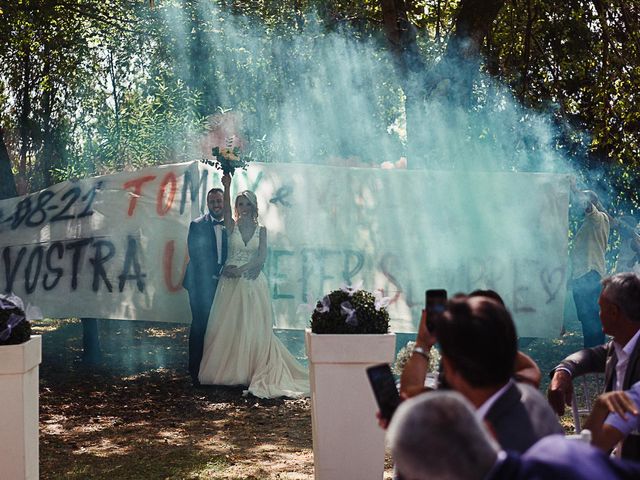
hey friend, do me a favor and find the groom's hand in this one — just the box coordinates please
[222,265,240,277]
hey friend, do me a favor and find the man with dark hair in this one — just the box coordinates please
[548,272,640,460]
[398,295,561,453]
[387,391,640,480]
[183,187,227,386]
[437,297,518,388]
[435,296,562,452]
[468,289,541,387]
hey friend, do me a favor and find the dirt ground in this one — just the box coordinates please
[35,318,584,479]
[35,319,397,479]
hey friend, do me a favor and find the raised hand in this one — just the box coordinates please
[221,173,232,189]
[416,309,437,349]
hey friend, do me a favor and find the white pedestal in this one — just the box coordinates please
[0,335,42,480]
[305,329,396,480]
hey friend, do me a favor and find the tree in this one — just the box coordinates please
[0,126,17,200]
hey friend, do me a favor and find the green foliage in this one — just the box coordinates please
[0,0,637,215]
[310,289,390,334]
[489,0,640,213]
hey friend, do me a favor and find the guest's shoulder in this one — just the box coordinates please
[517,382,553,408]
[517,383,564,433]
[523,434,581,461]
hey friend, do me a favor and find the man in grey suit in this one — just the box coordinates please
[548,272,640,460]
[388,391,640,480]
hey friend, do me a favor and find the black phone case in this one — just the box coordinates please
[366,363,401,421]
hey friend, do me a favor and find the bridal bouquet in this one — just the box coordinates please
[310,284,390,334]
[211,143,249,176]
[0,293,32,346]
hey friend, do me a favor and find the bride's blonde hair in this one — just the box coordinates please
[234,190,259,222]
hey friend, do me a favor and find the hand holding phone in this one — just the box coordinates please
[366,363,401,422]
[425,289,447,332]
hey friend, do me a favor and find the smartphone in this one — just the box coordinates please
[366,363,401,422]
[425,289,448,332]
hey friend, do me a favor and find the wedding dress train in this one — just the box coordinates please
[198,225,309,398]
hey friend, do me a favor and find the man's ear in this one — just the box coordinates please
[611,302,622,320]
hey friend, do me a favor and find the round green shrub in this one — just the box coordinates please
[0,297,31,346]
[310,289,390,334]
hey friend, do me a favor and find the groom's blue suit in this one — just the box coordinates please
[183,213,227,383]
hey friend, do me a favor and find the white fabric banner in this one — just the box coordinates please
[0,161,570,337]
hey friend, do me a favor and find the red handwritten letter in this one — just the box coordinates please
[156,172,177,216]
[123,175,156,217]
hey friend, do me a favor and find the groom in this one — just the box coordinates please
[183,186,228,386]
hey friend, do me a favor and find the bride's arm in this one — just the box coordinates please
[221,174,234,232]
[220,174,240,278]
[238,227,267,276]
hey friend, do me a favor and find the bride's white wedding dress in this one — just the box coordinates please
[198,224,309,398]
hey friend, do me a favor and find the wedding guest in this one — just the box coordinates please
[614,216,640,274]
[387,391,640,480]
[400,291,542,396]
[585,383,640,456]
[469,289,541,388]
[548,272,640,459]
[570,189,610,347]
[396,295,561,453]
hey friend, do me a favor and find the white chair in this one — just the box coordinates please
[571,374,604,433]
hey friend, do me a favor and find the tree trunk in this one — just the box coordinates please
[381,0,507,166]
[431,0,506,106]
[0,126,17,200]
[108,49,122,169]
[519,0,534,104]
[41,51,57,189]
[592,0,611,160]
[81,318,102,365]
[18,51,32,178]
[445,0,507,60]
[381,0,427,166]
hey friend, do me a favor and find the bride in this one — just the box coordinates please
[198,173,309,398]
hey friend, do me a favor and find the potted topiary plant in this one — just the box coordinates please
[0,294,42,480]
[0,295,32,346]
[305,285,396,480]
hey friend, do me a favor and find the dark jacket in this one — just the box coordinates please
[553,338,640,460]
[489,434,640,480]
[182,214,227,300]
[486,382,564,454]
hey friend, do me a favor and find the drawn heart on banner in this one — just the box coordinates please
[540,267,565,304]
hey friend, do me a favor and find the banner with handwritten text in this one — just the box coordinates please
[0,161,570,337]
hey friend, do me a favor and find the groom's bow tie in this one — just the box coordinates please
[211,219,224,226]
